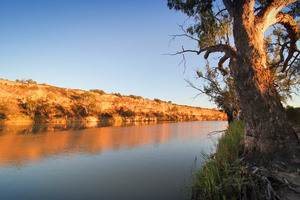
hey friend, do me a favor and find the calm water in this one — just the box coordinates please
[0,121,227,200]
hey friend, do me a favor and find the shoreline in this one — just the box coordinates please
[191,121,300,200]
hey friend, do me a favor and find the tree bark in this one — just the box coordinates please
[230,1,299,166]
[225,108,234,124]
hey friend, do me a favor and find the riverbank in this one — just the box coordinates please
[0,79,227,124]
[191,121,300,200]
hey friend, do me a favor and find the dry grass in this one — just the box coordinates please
[0,79,227,123]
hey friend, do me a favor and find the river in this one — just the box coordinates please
[0,121,227,200]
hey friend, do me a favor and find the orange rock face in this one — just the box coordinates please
[0,79,227,123]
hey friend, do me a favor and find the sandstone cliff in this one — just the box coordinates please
[0,79,227,123]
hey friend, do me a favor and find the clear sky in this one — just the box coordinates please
[0,0,299,108]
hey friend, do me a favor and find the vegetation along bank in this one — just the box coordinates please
[0,79,227,124]
[192,119,300,200]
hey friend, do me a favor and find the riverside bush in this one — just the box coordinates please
[192,121,245,200]
[116,107,135,121]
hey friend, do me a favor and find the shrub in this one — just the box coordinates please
[71,103,87,117]
[53,104,70,118]
[154,98,162,103]
[19,98,52,120]
[0,104,8,119]
[90,89,106,95]
[18,98,39,119]
[99,112,114,119]
[35,99,51,118]
[16,78,37,84]
[116,107,135,121]
[76,92,96,116]
[128,95,142,100]
[153,111,164,118]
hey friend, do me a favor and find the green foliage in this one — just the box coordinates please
[53,104,70,118]
[128,95,142,100]
[152,111,164,118]
[168,0,232,48]
[19,98,39,119]
[265,21,300,102]
[169,0,299,112]
[192,121,245,200]
[154,98,162,103]
[89,89,106,95]
[71,104,87,117]
[35,99,51,118]
[19,98,51,120]
[76,91,96,116]
[0,104,8,119]
[167,0,215,17]
[116,107,135,121]
[16,78,37,84]
[188,63,239,122]
[99,112,114,119]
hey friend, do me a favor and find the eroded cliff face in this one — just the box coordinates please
[0,79,227,123]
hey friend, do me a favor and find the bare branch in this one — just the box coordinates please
[177,24,201,42]
[203,44,237,59]
[166,49,200,57]
[269,41,289,70]
[287,51,300,70]
[276,12,300,72]
[215,8,227,18]
[185,79,205,94]
[168,44,237,59]
[218,55,230,75]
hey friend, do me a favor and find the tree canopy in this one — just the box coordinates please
[168,0,300,169]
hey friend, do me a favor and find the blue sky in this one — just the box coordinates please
[0,0,299,108]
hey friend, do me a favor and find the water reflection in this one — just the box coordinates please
[0,121,227,200]
[0,120,161,135]
[0,121,225,169]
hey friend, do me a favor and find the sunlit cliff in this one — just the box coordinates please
[0,79,227,123]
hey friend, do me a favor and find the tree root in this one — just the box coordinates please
[207,129,226,136]
[242,166,300,200]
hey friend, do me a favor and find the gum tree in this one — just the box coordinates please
[168,0,300,166]
[186,63,239,123]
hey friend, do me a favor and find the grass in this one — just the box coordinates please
[191,121,245,200]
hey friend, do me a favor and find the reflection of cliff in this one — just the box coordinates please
[0,79,227,123]
[0,122,226,168]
